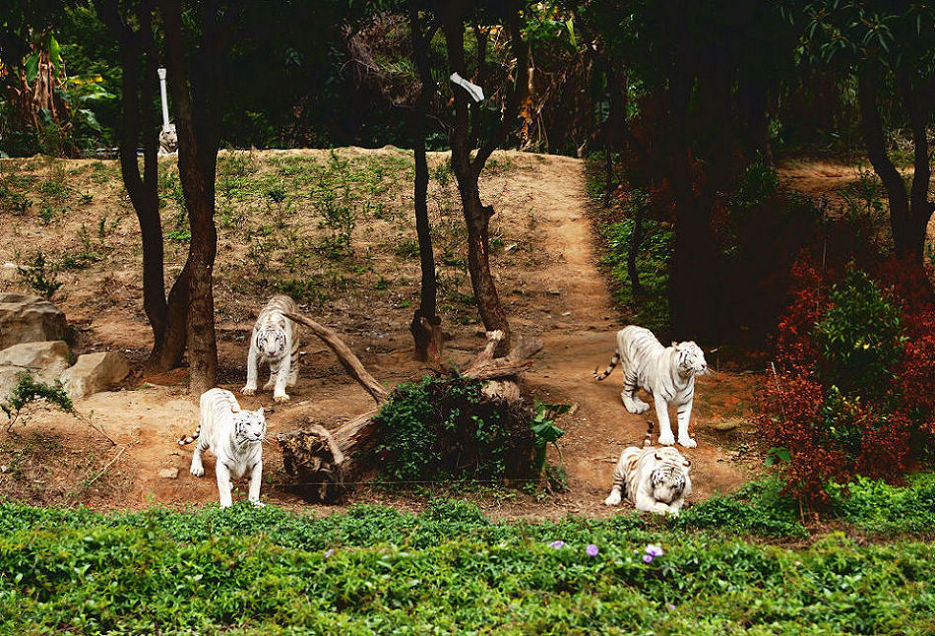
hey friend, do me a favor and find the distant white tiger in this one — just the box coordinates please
[604,421,692,515]
[241,294,299,403]
[594,325,707,448]
[179,388,267,508]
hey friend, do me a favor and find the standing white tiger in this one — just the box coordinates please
[179,388,267,508]
[594,325,707,448]
[604,421,692,515]
[242,294,299,403]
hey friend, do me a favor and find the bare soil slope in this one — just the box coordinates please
[0,149,756,517]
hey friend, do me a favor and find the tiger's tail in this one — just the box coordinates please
[178,425,201,446]
[593,350,620,381]
[643,420,654,447]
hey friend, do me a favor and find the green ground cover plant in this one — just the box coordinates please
[2,477,934,633]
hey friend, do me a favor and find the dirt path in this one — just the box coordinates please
[0,150,758,517]
[492,156,757,516]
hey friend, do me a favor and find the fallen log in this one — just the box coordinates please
[277,316,542,501]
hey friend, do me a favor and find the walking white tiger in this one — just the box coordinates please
[241,294,299,403]
[593,325,707,447]
[604,421,692,515]
[179,388,267,508]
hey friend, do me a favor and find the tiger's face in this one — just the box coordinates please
[257,325,287,358]
[649,449,691,504]
[675,341,707,377]
[234,408,266,445]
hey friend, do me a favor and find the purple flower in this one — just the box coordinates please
[324,548,335,559]
[644,544,664,558]
[643,554,654,564]
[586,544,599,557]
[549,540,565,549]
[666,603,676,612]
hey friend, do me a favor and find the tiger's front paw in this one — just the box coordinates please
[250,499,266,508]
[604,489,622,506]
[274,393,290,403]
[657,431,676,446]
[241,386,256,396]
[678,436,697,448]
[190,462,205,478]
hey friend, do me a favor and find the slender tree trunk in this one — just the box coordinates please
[408,6,443,362]
[857,69,914,256]
[441,0,529,356]
[901,70,935,260]
[97,0,188,373]
[667,70,719,341]
[162,0,220,394]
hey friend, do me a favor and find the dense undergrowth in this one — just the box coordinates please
[2,476,935,633]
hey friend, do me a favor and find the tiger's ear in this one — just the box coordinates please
[256,407,264,418]
[683,459,692,470]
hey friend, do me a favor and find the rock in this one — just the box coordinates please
[0,340,72,399]
[158,467,179,479]
[0,340,71,373]
[0,293,67,349]
[60,351,130,399]
[712,418,744,432]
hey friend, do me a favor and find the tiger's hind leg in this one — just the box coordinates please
[621,371,650,414]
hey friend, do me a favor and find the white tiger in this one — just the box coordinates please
[179,388,267,508]
[241,294,299,403]
[604,421,692,515]
[594,325,707,448]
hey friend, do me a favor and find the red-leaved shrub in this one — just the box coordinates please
[761,252,935,507]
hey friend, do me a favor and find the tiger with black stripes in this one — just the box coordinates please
[594,325,707,448]
[241,294,300,403]
[604,420,692,515]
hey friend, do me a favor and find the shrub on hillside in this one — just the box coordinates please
[761,254,935,506]
[372,375,538,483]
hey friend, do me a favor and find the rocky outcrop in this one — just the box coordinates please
[60,351,130,399]
[0,293,67,349]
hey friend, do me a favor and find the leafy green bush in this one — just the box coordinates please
[677,477,808,538]
[815,269,904,394]
[830,474,935,535]
[2,372,74,432]
[729,157,779,210]
[372,375,535,483]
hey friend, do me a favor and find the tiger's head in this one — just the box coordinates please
[257,323,287,358]
[234,408,267,445]
[674,341,707,377]
[647,447,692,504]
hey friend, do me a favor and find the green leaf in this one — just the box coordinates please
[48,35,61,77]
[25,52,39,84]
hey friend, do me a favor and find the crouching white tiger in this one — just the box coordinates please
[242,294,299,403]
[604,421,692,516]
[179,388,267,508]
[594,325,707,448]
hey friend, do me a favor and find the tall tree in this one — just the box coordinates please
[804,1,935,260]
[94,0,191,374]
[407,4,444,363]
[438,0,530,355]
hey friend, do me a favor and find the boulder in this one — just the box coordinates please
[0,340,72,399]
[60,351,130,399]
[0,293,67,349]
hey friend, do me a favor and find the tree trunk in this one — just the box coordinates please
[858,69,914,257]
[96,0,189,374]
[408,7,443,363]
[667,71,719,341]
[900,69,935,260]
[161,0,221,394]
[441,0,529,356]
